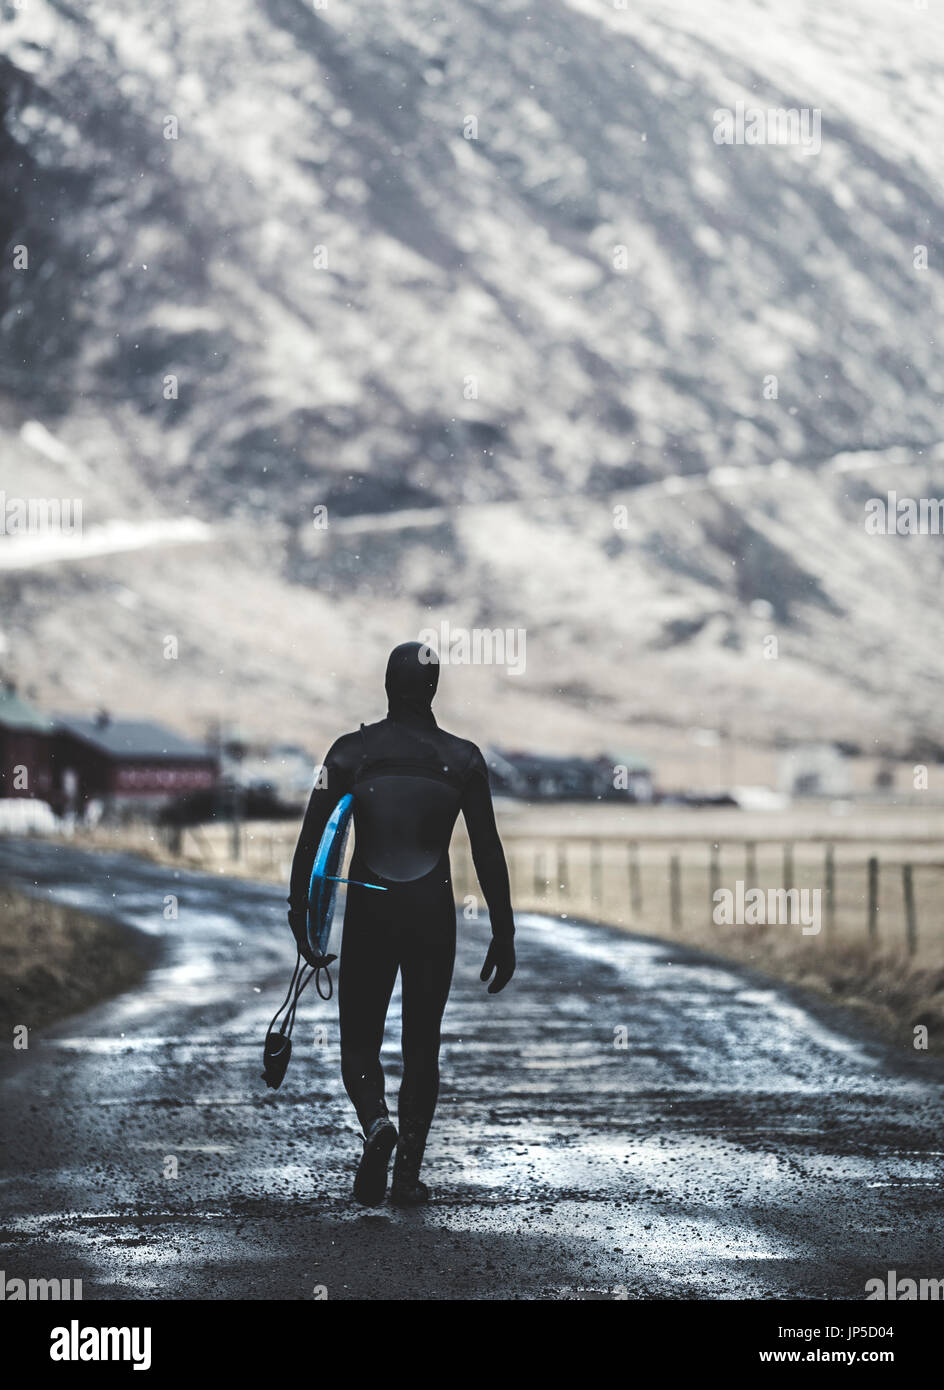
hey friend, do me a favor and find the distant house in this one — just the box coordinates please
[607,749,654,803]
[487,747,654,802]
[230,743,317,806]
[53,711,218,815]
[777,742,849,799]
[0,684,57,805]
[483,747,529,798]
[492,750,600,800]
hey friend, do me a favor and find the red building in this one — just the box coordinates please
[52,712,218,815]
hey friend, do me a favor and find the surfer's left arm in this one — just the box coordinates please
[462,748,516,993]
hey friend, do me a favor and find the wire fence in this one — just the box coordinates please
[453,836,944,961]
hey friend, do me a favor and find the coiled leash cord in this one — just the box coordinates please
[261,949,335,1089]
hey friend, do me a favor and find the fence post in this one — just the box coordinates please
[590,840,603,909]
[867,856,879,942]
[533,848,545,900]
[628,841,642,916]
[709,842,721,906]
[745,840,756,885]
[782,842,793,894]
[230,784,242,861]
[669,854,682,931]
[556,843,567,900]
[903,864,917,956]
[824,844,835,935]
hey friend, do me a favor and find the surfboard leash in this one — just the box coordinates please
[262,948,336,1089]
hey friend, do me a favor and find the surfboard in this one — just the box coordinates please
[306,793,386,961]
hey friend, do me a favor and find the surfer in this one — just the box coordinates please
[288,641,516,1206]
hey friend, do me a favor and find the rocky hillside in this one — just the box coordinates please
[1,0,943,762]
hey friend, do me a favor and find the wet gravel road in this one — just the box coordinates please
[0,838,942,1301]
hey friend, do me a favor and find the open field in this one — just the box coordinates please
[484,837,944,1054]
[493,835,944,957]
[483,804,944,1052]
[495,798,944,844]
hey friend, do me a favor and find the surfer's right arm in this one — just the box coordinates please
[287,738,354,952]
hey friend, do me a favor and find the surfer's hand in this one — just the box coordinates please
[288,906,316,966]
[480,936,515,994]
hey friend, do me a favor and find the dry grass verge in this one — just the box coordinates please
[0,881,151,1032]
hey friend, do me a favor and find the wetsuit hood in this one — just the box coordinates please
[385,641,439,727]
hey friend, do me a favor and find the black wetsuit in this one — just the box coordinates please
[288,645,515,1156]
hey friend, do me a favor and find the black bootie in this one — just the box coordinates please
[390,1119,430,1206]
[352,1115,398,1206]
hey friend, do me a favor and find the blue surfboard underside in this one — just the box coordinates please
[307,793,354,959]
